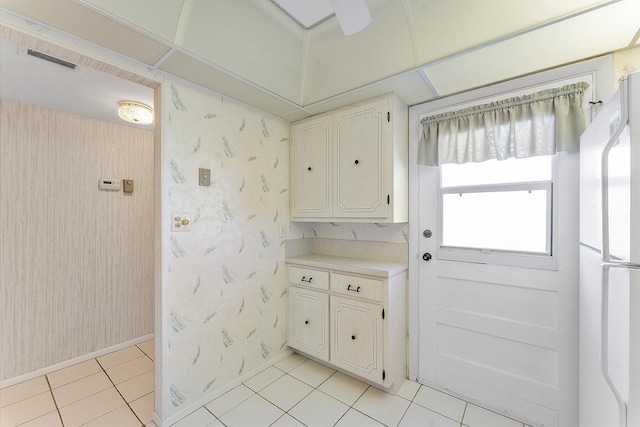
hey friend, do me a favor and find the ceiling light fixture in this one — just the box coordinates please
[329,0,371,36]
[118,101,153,125]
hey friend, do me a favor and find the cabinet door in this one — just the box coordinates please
[290,116,332,218]
[288,286,329,361]
[330,295,384,384]
[333,98,389,218]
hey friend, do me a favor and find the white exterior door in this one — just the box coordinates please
[407,58,614,427]
[414,154,579,427]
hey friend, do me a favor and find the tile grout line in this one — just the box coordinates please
[3,344,155,427]
[265,365,380,427]
[136,343,155,364]
[460,402,468,427]
[44,375,66,427]
[394,400,412,427]
[95,356,146,427]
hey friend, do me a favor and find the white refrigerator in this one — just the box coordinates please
[579,71,639,427]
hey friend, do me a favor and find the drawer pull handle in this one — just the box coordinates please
[305,320,309,325]
[301,276,313,283]
[347,284,360,292]
[351,335,356,340]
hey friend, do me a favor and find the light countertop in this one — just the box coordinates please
[286,254,407,278]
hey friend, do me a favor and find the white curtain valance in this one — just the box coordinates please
[417,82,589,166]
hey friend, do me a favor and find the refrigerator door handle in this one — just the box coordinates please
[601,75,629,263]
[601,267,629,427]
[600,75,630,427]
[601,261,640,270]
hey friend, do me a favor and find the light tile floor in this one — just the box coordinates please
[1,343,533,427]
[0,340,155,427]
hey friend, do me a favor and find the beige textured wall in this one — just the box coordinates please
[0,98,154,381]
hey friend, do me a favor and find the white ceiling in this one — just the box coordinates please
[0,0,638,124]
[0,38,154,130]
[271,0,334,29]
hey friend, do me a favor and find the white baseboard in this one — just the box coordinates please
[153,349,294,427]
[0,334,154,389]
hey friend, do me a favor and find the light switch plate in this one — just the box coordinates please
[171,213,191,232]
[199,168,211,187]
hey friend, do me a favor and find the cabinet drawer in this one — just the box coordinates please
[331,273,383,302]
[288,266,329,290]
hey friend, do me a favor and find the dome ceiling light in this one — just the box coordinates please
[117,101,153,125]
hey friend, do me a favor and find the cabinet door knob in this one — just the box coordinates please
[354,160,359,165]
[351,335,356,340]
[307,166,312,171]
[305,320,309,325]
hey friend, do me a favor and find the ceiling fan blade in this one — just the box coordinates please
[329,0,372,36]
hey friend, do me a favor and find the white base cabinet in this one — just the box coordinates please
[331,296,384,384]
[287,255,407,393]
[289,286,329,362]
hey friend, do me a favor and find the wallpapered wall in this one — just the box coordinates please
[160,82,290,419]
[290,222,409,244]
[0,98,154,382]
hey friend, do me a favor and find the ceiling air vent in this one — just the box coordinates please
[19,47,81,72]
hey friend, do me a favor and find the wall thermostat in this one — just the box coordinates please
[99,178,121,191]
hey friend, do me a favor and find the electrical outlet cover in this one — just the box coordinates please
[199,168,211,187]
[171,213,191,232]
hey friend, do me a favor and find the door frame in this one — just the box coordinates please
[407,56,614,380]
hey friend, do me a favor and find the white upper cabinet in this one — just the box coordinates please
[290,116,332,217]
[290,93,408,223]
[334,97,388,218]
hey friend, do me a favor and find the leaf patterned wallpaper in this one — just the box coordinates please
[291,222,409,244]
[160,82,290,419]
[158,81,409,421]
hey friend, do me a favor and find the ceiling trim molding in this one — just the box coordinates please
[173,0,195,47]
[419,0,625,71]
[3,0,634,120]
[0,23,160,89]
[71,0,176,49]
[166,44,304,110]
[153,46,177,69]
[630,28,640,46]
[400,0,420,68]
[418,69,439,98]
[0,7,166,82]
[299,31,311,107]
[1,7,302,113]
